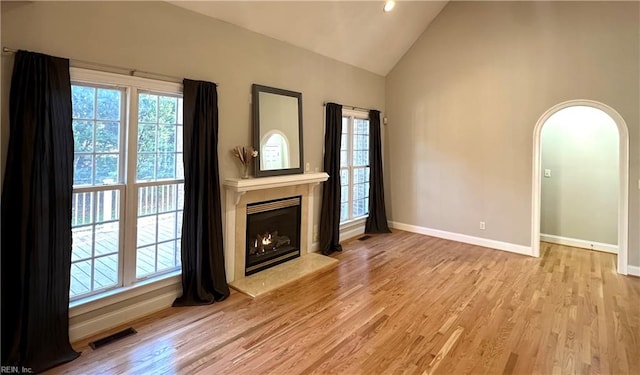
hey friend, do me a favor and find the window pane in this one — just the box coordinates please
[158,212,177,243]
[355,119,369,134]
[94,254,118,289]
[158,96,178,124]
[353,183,364,200]
[137,215,157,248]
[95,154,118,184]
[353,167,371,184]
[96,88,121,121]
[176,126,184,152]
[157,241,178,273]
[340,169,349,186]
[136,245,156,279]
[340,202,349,222]
[157,184,177,213]
[72,191,93,227]
[353,199,367,218]
[72,226,92,262]
[138,124,157,152]
[94,222,119,256]
[136,183,183,279]
[137,154,156,181]
[137,93,183,183]
[354,135,368,150]
[70,260,92,298]
[96,190,120,223]
[176,154,184,180]
[175,240,182,267]
[157,153,176,179]
[72,86,95,119]
[177,183,185,208]
[72,84,123,189]
[353,150,368,167]
[340,151,348,168]
[158,125,176,152]
[341,186,349,203]
[73,155,94,185]
[177,98,184,125]
[139,93,158,123]
[70,188,121,300]
[95,121,120,152]
[73,120,94,152]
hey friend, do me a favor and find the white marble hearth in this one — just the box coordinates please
[229,253,337,297]
[223,172,335,296]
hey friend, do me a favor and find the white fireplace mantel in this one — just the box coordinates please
[223,172,329,204]
[223,172,329,282]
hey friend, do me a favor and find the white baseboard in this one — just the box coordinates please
[540,234,617,254]
[69,286,180,342]
[627,265,640,277]
[389,221,532,256]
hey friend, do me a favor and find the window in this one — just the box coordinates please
[340,110,370,223]
[70,69,183,301]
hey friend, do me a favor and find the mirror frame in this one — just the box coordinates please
[252,84,304,177]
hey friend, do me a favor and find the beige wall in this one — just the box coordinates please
[0,1,385,234]
[541,106,619,245]
[385,2,639,265]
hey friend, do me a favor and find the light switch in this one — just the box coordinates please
[305,162,310,172]
[544,169,551,178]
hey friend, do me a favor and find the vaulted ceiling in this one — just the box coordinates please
[169,1,448,76]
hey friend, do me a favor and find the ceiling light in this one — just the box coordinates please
[383,0,395,13]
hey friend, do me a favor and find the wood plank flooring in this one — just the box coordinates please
[49,230,640,374]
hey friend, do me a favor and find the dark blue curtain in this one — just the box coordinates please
[173,79,230,306]
[365,110,391,233]
[1,50,80,372]
[319,103,343,255]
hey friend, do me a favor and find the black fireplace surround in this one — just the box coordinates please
[245,196,301,275]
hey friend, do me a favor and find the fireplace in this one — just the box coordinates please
[245,196,301,276]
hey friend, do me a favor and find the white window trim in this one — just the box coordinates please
[340,108,370,226]
[70,68,184,307]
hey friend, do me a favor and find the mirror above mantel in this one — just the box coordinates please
[252,84,304,177]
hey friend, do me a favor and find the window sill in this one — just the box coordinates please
[69,270,182,318]
[340,215,368,229]
[339,216,369,241]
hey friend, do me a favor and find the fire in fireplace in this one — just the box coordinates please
[245,196,301,275]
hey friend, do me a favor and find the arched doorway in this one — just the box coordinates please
[531,100,629,274]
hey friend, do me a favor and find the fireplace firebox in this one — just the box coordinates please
[245,196,301,275]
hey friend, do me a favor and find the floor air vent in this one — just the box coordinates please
[358,235,372,241]
[89,327,137,350]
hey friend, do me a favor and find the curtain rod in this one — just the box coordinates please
[323,101,371,113]
[2,46,187,85]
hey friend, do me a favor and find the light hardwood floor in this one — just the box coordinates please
[50,230,640,374]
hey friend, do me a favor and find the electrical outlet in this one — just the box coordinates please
[479,221,486,230]
[544,169,551,178]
